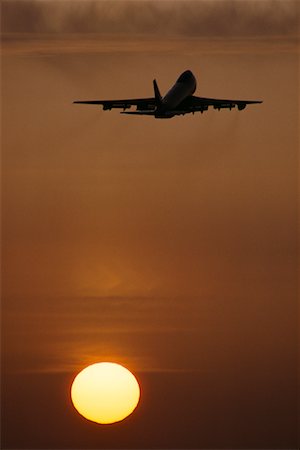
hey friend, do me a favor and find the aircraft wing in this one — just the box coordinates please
[73,97,156,111]
[179,95,263,112]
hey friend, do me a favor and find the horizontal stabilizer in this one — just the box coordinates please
[74,101,103,104]
[120,111,156,116]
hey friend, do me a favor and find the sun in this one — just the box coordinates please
[70,362,140,424]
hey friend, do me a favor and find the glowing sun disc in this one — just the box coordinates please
[71,362,140,424]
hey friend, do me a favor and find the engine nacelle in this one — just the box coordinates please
[238,103,246,110]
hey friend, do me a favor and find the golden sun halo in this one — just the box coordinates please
[71,362,140,424]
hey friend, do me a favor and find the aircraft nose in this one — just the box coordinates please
[177,70,195,83]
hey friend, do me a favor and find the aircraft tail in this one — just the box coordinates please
[153,79,162,106]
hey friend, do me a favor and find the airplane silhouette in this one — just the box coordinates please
[74,70,262,119]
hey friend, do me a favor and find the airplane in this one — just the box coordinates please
[74,70,262,119]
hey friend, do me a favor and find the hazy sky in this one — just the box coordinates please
[1,0,299,448]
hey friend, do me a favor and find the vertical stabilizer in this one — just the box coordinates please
[153,79,162,106]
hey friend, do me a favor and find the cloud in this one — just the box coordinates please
[2,0,299,38]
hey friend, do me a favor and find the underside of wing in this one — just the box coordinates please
[73,97,156,111]
[178,95,263,113]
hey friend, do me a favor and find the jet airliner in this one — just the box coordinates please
[74,70,262,119]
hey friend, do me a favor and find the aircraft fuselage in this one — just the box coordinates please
[155,70,197,118]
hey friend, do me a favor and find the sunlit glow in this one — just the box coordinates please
[71,362,140,424]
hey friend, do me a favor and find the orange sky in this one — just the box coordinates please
[1,1,299,448]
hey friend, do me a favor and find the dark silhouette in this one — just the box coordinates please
[74,70,262,119]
